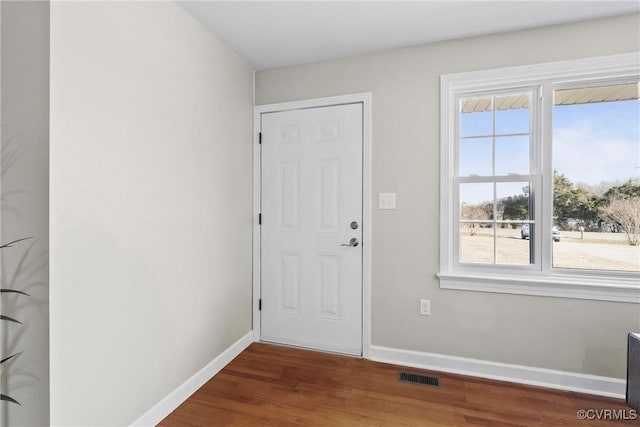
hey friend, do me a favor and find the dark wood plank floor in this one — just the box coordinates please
[160,343,638,426]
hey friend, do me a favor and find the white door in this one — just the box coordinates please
[261,103,363,356]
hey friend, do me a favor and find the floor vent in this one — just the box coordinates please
[397,371,440,388]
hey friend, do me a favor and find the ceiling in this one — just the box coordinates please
[178,1,640,70]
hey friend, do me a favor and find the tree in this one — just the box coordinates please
[599,196,640,245]
[501,194,529,221]
[460,202,492,235]
[604,180,640,200]
[553,171,600,230]
[554,172,574,228]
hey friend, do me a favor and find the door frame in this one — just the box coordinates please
[252,93,372,358]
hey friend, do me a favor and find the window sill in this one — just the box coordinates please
[437,272,640,303]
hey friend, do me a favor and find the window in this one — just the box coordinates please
[439,53,640,303]
[552,83,639,272]
[458,91,536,266]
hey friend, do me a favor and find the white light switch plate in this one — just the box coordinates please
[379,193,396,209]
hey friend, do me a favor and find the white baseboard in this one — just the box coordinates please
[369,345,626,399]
[130,331,255,426]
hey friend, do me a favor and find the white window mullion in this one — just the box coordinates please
[529,85,543,271]
[491,96,498,264]
[540,82,554,273]
[492,181,497,264]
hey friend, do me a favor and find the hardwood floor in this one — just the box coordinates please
[160,343,638,426]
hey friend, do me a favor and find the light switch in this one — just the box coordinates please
[378,193,396,209]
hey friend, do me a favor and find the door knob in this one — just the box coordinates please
[341,238,359,247]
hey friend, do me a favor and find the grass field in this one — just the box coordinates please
[460,228,640,271]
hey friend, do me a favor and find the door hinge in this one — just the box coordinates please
[258,132,262,144]
[258,213,262,225]
[258,299,262,311]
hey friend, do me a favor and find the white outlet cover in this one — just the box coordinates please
[420,299,431,315]
[379,192,396,209]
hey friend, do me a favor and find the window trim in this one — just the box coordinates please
[439,53,640,303]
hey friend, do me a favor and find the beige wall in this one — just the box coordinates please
[50,2,253,425]
[256,14,640,378]
[1,2,49,426]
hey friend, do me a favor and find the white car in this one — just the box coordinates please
[521,224,561,242]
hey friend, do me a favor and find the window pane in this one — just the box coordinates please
[460,183,493,220]
[459,96,492,137]
[496,182,532,265]
[459,93,532,177]
[496,223,531,265]
[553,83,640,272]
[459,138,492,176]
[495,136,529,176]
[460,183,494,264]
[495,93,530,135]
[460,222,495,263]
[496,182,530,221]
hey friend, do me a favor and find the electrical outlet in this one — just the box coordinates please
[420,299,431,316]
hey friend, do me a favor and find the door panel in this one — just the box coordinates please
[261,103,363,355]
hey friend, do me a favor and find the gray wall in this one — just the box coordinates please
[256,14,640,378]
[0,2,50,426]
[50,2,253,425]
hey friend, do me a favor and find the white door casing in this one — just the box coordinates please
[260,103,363,355]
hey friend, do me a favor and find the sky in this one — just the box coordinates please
[458,96,639,206]
[553,99,639,187]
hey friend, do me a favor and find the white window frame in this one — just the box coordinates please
[439,53,640,303]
